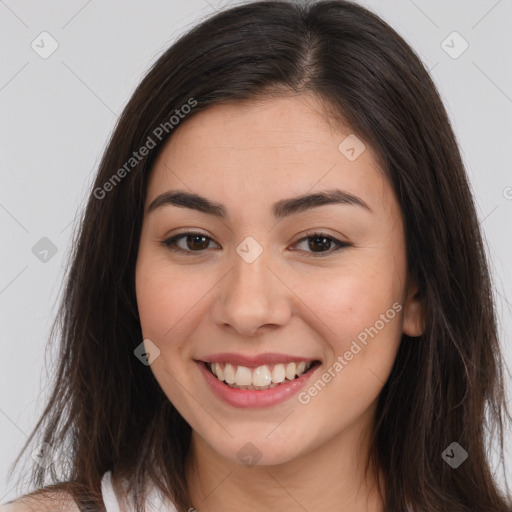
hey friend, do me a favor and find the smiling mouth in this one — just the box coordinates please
[204,360,320,391]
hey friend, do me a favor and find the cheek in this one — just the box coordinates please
[135,254,200,348]
[135,251,226,369]
[308,248,406,393]
[315,259,403,333]
[297,268,404,432]
[136,265,172,339]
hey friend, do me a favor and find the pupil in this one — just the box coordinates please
[189,235,208,250]
[309,236,330,252]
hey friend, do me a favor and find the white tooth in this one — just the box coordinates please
[285,362,297,380]
[252,365,272,387]
[216,364,225,381]
[271,364,286,383]
[234,365,253,386]
[211,362,219,377]
[224,363,236,384]
[296,361,306,376]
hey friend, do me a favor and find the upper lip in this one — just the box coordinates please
[198,352,318,368]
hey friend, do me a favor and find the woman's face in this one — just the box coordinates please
[135,94,423,466]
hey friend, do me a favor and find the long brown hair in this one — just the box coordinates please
[8,1,512,511]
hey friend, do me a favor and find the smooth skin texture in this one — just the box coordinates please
[135,93,424,512]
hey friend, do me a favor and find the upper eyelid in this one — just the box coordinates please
[166,231,344,242]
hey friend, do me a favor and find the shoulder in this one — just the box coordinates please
[0,491,80,512]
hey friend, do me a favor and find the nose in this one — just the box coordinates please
[212,247,292,336]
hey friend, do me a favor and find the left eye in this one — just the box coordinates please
[162,231,350,257]
[293,233,350,256]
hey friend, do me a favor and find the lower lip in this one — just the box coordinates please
[196,361,320,408]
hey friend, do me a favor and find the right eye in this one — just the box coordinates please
[161,232,219,254]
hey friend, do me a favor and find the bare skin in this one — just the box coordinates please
[0,492,79,512]
[134,93,424,512]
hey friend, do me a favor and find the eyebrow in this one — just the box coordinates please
[146,188,371,219]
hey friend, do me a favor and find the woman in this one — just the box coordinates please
[3,1,511,511]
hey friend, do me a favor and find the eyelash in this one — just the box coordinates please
[161,231,351,258]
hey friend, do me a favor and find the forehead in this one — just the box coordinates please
[146,94,391,217]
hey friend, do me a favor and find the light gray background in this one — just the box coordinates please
[1,0,511,503]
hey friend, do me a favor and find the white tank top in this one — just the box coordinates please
[100,471,178,512]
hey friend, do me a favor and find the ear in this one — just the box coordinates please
[402,282,424,337]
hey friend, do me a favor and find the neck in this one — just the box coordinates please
[184,408,385,512]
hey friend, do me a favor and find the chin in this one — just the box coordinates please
[192,417,321,468]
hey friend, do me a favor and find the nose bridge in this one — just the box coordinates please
[231,245,270,301]
[214,237,291,335]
